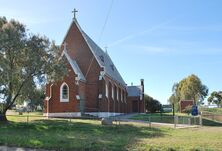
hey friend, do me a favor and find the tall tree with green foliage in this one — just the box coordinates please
[177,74,208,104]
[168,74,208,111]
[16,86,45,111]
[168,83,180,112]
[0,17,67,121]
[144,94,162,113]
[208,91,222,107]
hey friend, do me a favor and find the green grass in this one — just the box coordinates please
[200,108,222,114]
[131,127,222,151]
[1,117,163,151]
[1,115,222,151]
[131,113,175,124]
[131,113,222,126]
[130,113,192,124]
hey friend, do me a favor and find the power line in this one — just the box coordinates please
[85,0,114,78]
[98,0,114,44]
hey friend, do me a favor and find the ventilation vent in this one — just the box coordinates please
[110,64,114,71]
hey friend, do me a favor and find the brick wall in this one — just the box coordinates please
[44,62,81,113]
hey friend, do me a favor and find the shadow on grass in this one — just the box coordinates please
[0,119,165,151]
[202,118,222,126]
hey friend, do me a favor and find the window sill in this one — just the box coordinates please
[60,99,69,102]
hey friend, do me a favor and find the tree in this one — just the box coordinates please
[16,87,45,111]
[0,17,67,121]
[144,94,162,113]
[30,87,45,111]
[208,91,222,107]
[168,74,208,111]
[168,83,180,113]
[178,74,208,104]
[168,94,177,114]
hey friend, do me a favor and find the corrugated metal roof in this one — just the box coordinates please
[127,86,142,97]
[81,31,126,86]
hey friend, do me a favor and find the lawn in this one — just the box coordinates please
[0,115,222,151]
[131,113,222,126]
[200,107,222,114]
[131,127,222,151]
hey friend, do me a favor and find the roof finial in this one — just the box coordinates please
[104,46,108,54]
[72,8,78,20]
[63,42,68,51]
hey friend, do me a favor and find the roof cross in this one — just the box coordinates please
[72,8,78,20]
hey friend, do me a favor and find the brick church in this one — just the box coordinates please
[44,16,145,117]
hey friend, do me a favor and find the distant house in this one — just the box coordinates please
[180,100,194,112]
[162,104,172,112]
[23,99,31,107]
[126,80,145,113]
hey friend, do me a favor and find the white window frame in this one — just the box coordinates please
[112,85,114,99]
[117,88,119,101]
[121,89,123,102]
[105,82,108,98]
[125,92,127,103]
[60,82,69,102]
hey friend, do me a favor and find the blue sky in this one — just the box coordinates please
[1,0,222,104]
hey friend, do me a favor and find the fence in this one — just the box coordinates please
[202,111,222,123]
[144,115,202,128]
[4,113,101,123]
[5,114,48,123]
[3,113,203,129]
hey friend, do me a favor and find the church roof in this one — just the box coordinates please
[63,50,86,81]
[127,86,142,97]
[73,19,126,86]
[81,31,126,86]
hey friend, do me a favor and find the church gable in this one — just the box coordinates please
[62,18,126,87]
[61,19,100,78]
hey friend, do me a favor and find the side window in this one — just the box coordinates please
[60,82,69,102]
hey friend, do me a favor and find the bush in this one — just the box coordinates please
[145,94,162,113]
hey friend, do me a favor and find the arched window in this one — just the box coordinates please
[60,82,69,102]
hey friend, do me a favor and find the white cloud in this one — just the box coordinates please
[124,42,222,56]
[161,25,222,32]
[126,45,172,54]
[108,18,177,47]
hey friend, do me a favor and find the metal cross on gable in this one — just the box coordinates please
[72,8,78,20]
